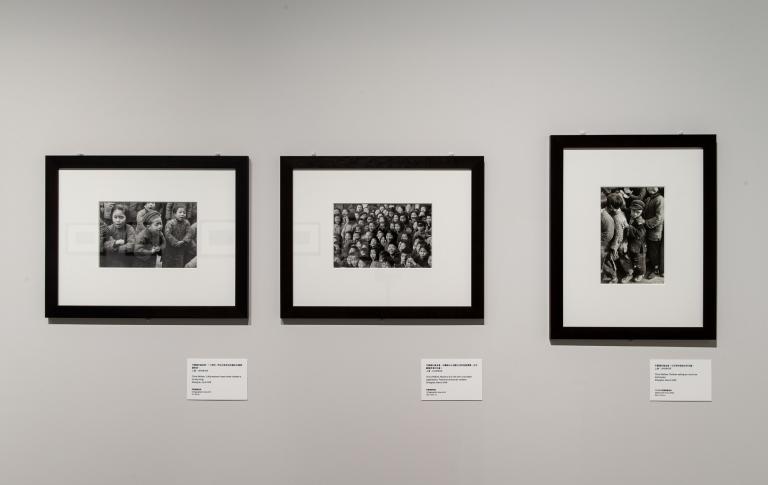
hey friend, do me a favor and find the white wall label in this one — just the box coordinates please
[421,358,482,401]
[187,358,247,401]
[650,359,711,401]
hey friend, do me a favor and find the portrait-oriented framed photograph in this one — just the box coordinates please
[550,135,716,340]
[281,156,484,320]
[45,155,249,320]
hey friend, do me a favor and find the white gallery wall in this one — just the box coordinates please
[1,1,766,484]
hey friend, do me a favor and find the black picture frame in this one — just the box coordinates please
[281,156,484,321]
[550,134,716,340]
[45,155,249,320]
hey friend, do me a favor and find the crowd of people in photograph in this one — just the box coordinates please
[334,203,432,268]
[600,187,664,284]
[99,202,198,268]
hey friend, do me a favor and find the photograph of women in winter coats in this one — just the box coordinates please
[99,201,198,268]
[334,203,432,268]
[601,187,664,284]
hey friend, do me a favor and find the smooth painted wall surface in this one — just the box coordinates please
[1,1,766,484]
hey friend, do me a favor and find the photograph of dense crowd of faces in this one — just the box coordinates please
[600,187,664,284]
[99,201,198,268]
[333,203,432,268]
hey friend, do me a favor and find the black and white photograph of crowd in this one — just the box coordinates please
[601,187,664,284]
[334,203,432,268]
[99,202,198,268]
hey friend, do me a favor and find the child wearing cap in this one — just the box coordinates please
[163,204,192,268]
[135,202,157,233]
[625,199,647,283]
[134,210,166,268]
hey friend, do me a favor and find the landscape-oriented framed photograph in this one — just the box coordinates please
[45,155,249,320]
[281,156,484,320]
[550,135,716,340]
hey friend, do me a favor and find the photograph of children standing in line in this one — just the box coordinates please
[601,187,664,284]
[333,203,432,268]
[99,201,198,268]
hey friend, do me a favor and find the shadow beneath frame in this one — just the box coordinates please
[550,339,717,348]
[49,318,249,326]
[282,319,484,326]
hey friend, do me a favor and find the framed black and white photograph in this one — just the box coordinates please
[550,135,716,339]
[45,156,249,320]
[281,156,483,320]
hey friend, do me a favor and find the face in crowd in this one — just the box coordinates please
[147,216,163,234]
[335,203,432,267]
[387,243,397,256]
[112,208,126,227]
